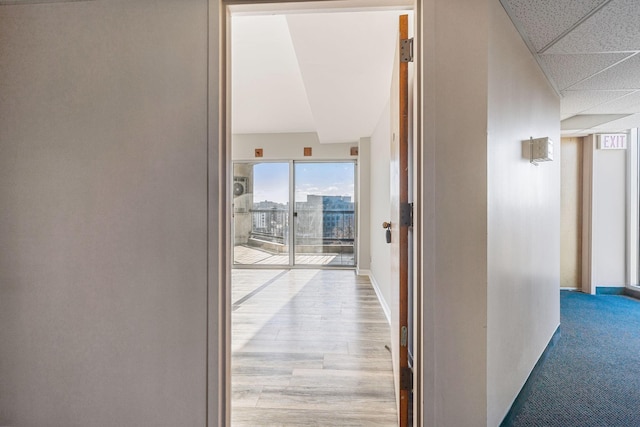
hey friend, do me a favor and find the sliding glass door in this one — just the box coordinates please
[294,162,355,266]
[232,161,356,267]
[233,162,290,265]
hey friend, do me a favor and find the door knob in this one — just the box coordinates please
[383,221,391,244]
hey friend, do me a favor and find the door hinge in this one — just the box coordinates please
[400,202,413,227]
[400,367,413,391]
[400,38,414,63]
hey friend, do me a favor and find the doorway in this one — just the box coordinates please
[215,2,422,426]
[560,137,583,290]
[232,161,356,267]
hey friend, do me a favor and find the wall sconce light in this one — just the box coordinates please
[522,137,553,166]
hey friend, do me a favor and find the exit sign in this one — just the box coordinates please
[598,134,627,150]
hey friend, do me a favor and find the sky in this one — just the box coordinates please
[252,162,355,204]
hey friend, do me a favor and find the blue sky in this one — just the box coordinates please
[252,162,354,204]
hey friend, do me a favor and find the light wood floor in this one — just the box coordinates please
[231,269,397,426]
[234,245,355,267]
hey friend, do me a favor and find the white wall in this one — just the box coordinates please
[591,137,627,288]
[419,0,561,426]
[232,132,356,161]
[0,1,209,426]
[486,2,561,426]
[369,101,392,319]
[420,0,490,424]
[357,137,371,274]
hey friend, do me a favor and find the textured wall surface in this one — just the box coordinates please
[0,1,209,425]
[487,2,561,425]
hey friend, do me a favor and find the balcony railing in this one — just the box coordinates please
[250,209,288,244]
[250,208,355,245]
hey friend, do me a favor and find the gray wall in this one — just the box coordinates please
[0,1,209,426]
[420,0,490,424]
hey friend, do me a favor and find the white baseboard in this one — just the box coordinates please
[368,273,391,325]
[560,287,579,291]
[356,268,371,277]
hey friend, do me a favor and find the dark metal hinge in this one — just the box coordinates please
[400,367,413,391]
[400,202,413,227]
[400,38,414,63]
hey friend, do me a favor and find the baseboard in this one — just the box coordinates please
[500,326,561,427]
[624,286,640,300]
[596,286,626,295]
[368,273,391,325]
[560,287,579,291]
[356,268,371,277]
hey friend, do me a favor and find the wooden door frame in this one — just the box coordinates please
[396,14,411,425]
[209,1,423,425]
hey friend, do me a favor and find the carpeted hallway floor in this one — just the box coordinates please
[508,291,640,426]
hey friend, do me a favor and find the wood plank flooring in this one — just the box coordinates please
[233,246,355,266]
[232,269,397,426]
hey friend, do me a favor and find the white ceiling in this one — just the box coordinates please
[502,0,640,136]
[234,2,640,141]
[231,11,408,144]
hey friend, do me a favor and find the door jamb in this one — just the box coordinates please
[209,1,422,425]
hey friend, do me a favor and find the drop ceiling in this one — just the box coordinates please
[501,0,640,136]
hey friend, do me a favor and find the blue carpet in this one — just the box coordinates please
[507,291,640,426]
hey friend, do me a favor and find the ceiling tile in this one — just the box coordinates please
[560,89,633,117]
[561,113,631,130]
[569,53,640,90]
[582,90,640,114]
[502,0,607,52]
[547,0,640,53]
[539,52,631,90]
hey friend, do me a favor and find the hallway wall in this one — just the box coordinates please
[420,0,490,424]
[0,1,209,425]
[486,2,561,425]
[420,0,561,426]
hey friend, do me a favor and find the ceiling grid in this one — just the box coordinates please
[502,0,640,135]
